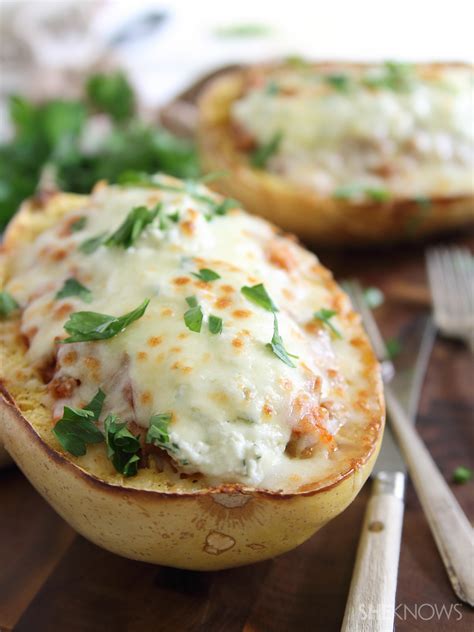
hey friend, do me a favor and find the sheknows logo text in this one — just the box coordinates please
[359,602,463,622]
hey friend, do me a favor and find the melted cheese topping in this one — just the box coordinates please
[5,177,373,490]
[232,63,474,198]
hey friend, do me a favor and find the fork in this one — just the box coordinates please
[345,280,474,607]
[426,247,474,351]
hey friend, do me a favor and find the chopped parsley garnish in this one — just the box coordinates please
[86,71,134,123]
[192,268,221,282]
[208,315,223,335]
[119,171,239,219]
[213,197,240,216]
[314,308,342,338]
[363,61,414,92]
[104,414,141,477]
[385,337,401,360]
[241,283,278,312]
[70,217,87,232]
[79,232,107,254]
[105,204,161,248]
[56,278,93,303]
[62,298,149,343]
[83,388,106,421]
[366,188,391,203]
[333,184,391,203]
[214,23,272,38]
[250,131,283,168]
[363,286,385,309]
[0,291,19,318]
[265,80,280,96]
[284,55,311,69]
[53,390,105,456]
[146,413,177,452]
[325,73,350,91]
[266,314,298,367]
[184,296,203,333]
[452,466,473,484]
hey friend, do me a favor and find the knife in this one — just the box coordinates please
[341,288,435,632]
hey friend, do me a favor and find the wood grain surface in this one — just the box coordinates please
[1,68,473,631]
[1,238,472,632]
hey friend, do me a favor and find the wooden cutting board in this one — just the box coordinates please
[1,69,473,632]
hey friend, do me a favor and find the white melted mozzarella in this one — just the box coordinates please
[232,65,474,198]
[6,179,362,489]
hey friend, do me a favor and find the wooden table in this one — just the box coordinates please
[1,235,473,632]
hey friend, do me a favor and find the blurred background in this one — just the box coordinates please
[0,0,472,229]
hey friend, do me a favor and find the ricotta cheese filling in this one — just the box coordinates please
[5,176,369,489]
[232,62,474,199]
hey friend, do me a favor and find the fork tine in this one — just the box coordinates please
[426,246,474,346]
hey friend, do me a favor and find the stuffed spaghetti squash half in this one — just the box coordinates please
[198,61,474,244]
[0,175,383,569]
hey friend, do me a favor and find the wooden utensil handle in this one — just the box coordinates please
[385,386,474,606]
[341,472,405,632]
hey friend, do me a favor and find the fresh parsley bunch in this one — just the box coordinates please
[0,71,200,229]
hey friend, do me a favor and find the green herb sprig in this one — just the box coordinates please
[241,283,278,312]
[192,268,221,282]
[53,389,105,456]
[208,315,223,335]
[251,131,283,169]
[0,291,20,318]
[333,184,391,203]
[56,278,93,303]
[453,466,473,484]
[266,314,298,367]
[62,298,149,343]
[104,414,141,477]
[314,308,342,338]
[105,204,161,248]
[146,413,178,453]
[183,296,203,333]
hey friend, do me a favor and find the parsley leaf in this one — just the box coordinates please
[146,413,177,452]
[386,337,401,359]
[70,217,87,232]
[83,388,106,421]
[213,197,240,216]
[325,73,350,91]
[241,283,278,312]
[266,314,297,367]
[333,184,391,202]
[104,414,141,477]
[105,204,160,248]
[56,278,93,303]
[62,298,149,343]
[192,268,221,282]
[0,291,20,318]
[453,466,473,484]
[363,61,414,92]
[214,23,272,38]
[251,131,283,168]
[314,308,342,338]
[184,296,203,333]
[265,80,280,96]
[53,392,105,456]
[208,315,223,335]
[79,232,107,254]
[86,71,135,123]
